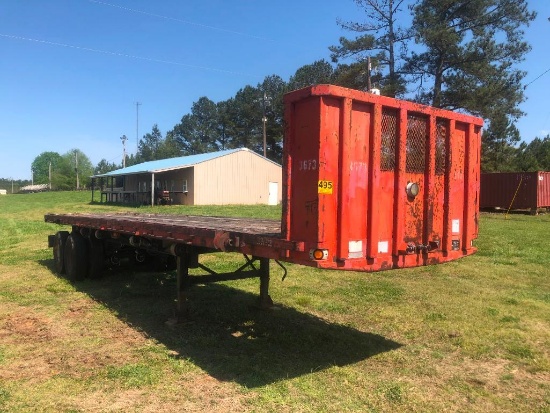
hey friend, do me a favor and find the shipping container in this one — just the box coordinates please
[480,171,550,211]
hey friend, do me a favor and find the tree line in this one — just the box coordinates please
[0,178,31,193]
[19,0,548,190]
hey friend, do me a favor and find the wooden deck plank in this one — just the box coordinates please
[44,213,282,238]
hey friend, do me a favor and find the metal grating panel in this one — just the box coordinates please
[436,119,448,175]
[381,109,398,171]
[406,114,427,173]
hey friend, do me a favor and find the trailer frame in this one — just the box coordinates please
[45,212,293,320]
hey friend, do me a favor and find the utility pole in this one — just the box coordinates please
[75,150,79,190]
[136,102,141,154]
[257,92,271,157]
[121,135,128,168]
[367,56,372,91]
[49,161,52,190]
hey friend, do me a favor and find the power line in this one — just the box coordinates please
[0,33,257,77]
[524,67,550,89]
[88,0,275,42]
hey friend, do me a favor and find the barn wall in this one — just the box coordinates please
[161,168,194,205]
[193,150,282,205]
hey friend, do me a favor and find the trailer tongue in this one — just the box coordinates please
[45,85,483,320]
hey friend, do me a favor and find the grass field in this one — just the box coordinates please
[0,191,548,412]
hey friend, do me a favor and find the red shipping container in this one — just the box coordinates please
[480,171,550,211]
[282,85,483,271]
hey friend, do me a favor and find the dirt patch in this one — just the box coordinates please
[0,303,150,383]
[406,351,550,411]
[65,298,96,318]
[69,375,249,413]
[1,311,54,342]
[0,308,60,382]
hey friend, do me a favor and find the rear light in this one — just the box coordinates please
[310,249,328,260]
[406,182,420,198]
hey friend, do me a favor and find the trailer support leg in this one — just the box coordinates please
[257,257,274,309]
[169,253,190,324]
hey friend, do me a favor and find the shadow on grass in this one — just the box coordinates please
[40,260,402,388]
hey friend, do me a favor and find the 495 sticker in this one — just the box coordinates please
[318,180,333,194]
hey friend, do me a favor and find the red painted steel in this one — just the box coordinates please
[282,85,483,271]
[480,171,550,210]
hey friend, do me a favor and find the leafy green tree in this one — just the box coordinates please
[31,152,64,186]
[158,131,181,159]
[406,0,535,172]
[136,124,164,162]
[405,0,535,112]
[330,0,535,171]
[481,111,521,172]
[0,178,30,193]
[259,75,287,161]
[288,60,335,91]
[216,100,232,151]
[329,0,410,96]
[124,153,139,167]
[95,159,119,175]
[330,62,368,90]
[171,97,220,155]
[44,156,72,190]
[225,85,263,152]
[514,136,550,172]
[59,149,94,189]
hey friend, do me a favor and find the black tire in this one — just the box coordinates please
[88,236,105,279]
[53,231,69,274]
[152,254,177,272]
[165,255,177,271]
[64,231,88,281]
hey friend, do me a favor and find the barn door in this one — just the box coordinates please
[268,182,278,205]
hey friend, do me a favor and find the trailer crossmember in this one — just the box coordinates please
[173,252,274,323]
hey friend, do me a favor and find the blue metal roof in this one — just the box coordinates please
[93,148,248,177]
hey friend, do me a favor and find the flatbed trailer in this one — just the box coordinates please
[45,212,295,317]
[45,85,483,319]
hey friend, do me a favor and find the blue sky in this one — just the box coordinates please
[1,0,550,180]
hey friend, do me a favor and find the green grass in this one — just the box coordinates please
[0,191,549,412]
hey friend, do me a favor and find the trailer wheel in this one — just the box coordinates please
[64,232,88,281]
[165,255,177,271]
[53,231,69,274]
[88,237,105,279]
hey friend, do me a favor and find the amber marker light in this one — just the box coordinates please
[310,249,328,260]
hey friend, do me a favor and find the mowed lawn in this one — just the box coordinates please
[0,191,548,412]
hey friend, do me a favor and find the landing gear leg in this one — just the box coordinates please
[167,252,191,325]
[257,257,274,309]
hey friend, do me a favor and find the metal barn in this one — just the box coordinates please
[92,148,282,206]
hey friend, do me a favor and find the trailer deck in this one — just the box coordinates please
[44,212,301,258]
